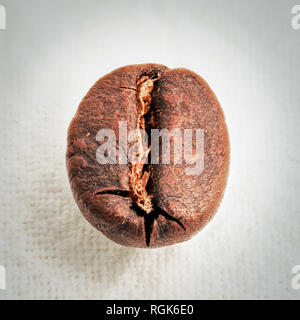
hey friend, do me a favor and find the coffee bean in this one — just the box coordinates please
[66,63,229,248]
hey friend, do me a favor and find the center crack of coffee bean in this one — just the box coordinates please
[128,74,159,214]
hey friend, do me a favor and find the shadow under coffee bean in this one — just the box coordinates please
[66,63,230,248]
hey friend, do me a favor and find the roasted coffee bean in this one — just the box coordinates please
[66,63,229,248]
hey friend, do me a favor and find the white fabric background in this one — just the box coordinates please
[0,0,300,299]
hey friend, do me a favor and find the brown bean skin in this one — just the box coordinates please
[66,63,229,248]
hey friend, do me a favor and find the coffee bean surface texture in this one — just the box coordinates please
[66,63,230,248]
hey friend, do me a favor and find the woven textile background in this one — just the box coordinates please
[0,0,300,299]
